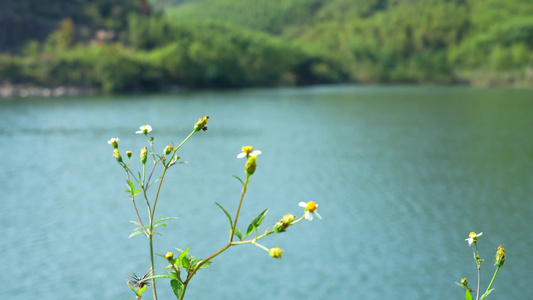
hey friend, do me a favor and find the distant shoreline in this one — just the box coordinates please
[0,83,98,98]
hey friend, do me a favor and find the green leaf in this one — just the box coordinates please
[126,180,135,191]
[147,178,160,189]
[232,175,244,186]
[234,229,242,240]
[127,282,140,296]
[130,220,142,227]
[215,202,233,230]
[155,217,178,226]
[465,289,473,300]
[170,279,184,299]
[144,274,174,281]
[480,288,494,300]
[244,209,268,238]
[128,231,145,238]
[177,248,190,268]
[198,260,212,269]
[138,285,147,295]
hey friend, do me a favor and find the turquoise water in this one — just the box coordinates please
[1,85,532,299]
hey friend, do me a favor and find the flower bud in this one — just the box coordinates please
[273,214,296,233]
[165,252,174,262]
[194,115,209,132]
[495,245,505,267]
[113,148,122,162]
[164,145,174,155]
[107,137,119,149]
[269,247,283,259]
[461,278,468,286]
[245,155,257,176]
[126,151,132,158]
[140,147,148,164]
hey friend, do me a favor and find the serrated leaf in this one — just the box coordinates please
[215,202,233,230]
[171,279,184,299]
[198,260,212,269]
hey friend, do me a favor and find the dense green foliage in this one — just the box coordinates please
[1,0,532,93]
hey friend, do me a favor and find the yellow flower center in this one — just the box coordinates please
[469,232,477,238]
[242,146,253,153]
[306,201,318,212]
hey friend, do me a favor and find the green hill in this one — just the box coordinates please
[1,0,532,93]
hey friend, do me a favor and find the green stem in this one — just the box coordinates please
[229,175,250,242]
[480,266,500,300]
[474,243,481,300]
[149,235,158,300]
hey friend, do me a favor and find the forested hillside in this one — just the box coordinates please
[1,0,532,94]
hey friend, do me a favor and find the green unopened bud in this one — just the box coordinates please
[245,155,257,175]
[273,214,296,233]
[495,245,505,267]
[140,147,148,164]
[113,148,122,162]
[194,115,209,131]
[269,247,283,259]
[165,252,174,262]
[126,151,132,158]
[164,145,174,155]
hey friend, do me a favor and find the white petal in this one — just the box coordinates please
[298,202,307,208]
[314,211,322,220]
[251,150,262,156]
[237,152,247,158]
[304,211,313,221]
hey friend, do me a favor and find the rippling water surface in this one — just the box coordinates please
[1,85,532,299]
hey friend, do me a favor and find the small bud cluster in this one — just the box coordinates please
[495,245,505,267]
[140,147,148,164]
[273,214,295,233]
[194,115,209,132]
[269,247,283,259]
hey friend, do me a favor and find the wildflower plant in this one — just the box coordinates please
[108,115,321,300]
[456,232,506,300]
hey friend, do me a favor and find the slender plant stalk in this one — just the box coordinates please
[480,266,501,300]
[179,175,250,299]
[474,243,481,300]
[229,175,250,242]
[145,129,196,300]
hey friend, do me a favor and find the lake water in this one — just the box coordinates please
[1,85,532,299]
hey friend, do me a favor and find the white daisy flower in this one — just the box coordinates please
[299,201,322,221]
[237,145,262,158]
[465,232,483,246]
[136,125,152,134]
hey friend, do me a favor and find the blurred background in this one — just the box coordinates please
[1,1,533,300]
[1,0,533,95]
